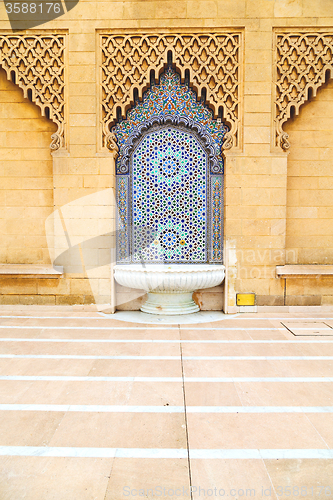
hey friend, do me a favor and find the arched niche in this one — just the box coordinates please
[113,68,228,265]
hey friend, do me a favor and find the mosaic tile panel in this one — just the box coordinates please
[211,176,223,262]
[132,127,207,263]
[116,176,130,262]
[113,68,228,174]
[115,68,225,265]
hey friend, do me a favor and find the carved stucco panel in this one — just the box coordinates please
[0,33,66,151]
[274,31,333,151]
[100,32,242,153]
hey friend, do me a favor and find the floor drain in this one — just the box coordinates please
[281,321,333,336]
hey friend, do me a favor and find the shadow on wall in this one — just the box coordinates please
[46,189,225,311]
[46,189,156,308]
[6,1,80,31]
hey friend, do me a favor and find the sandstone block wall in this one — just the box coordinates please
[283,79,333,306]
[0,0,332,310]
[0,69,55,266]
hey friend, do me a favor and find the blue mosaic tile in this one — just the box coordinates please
[113,68,228,174]
[117,176,130,262]
[132,127,207,263]
[115,68,225,264]
[211,175,224,262]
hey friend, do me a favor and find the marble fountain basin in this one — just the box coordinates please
[114,264,226,315]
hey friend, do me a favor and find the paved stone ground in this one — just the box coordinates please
[0,306,333,499]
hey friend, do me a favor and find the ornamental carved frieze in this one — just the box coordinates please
[100,32,242,153]
[274,31,333,151]
[0,34,66,151]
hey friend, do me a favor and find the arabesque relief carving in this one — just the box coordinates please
[275,31,333,151]
[100,33,241,152]
[0,34,66,151]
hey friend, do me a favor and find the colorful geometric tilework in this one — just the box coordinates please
[115,67,224,264]
[211,176,223,262]
[132,127,207,263]
[113,68,228,174]
[116,176,130,262]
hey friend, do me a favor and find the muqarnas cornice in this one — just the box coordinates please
[274,31,333,152]
[100,32,242,153]
[0,33,66,151]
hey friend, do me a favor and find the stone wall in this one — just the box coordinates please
[0,69,55,266]
[0,0,332,310]
[283,79,333,306]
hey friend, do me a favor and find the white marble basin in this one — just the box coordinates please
[114,264,225,315]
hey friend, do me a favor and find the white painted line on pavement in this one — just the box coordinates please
[0,354,180,360]
[1,315,333,321]
[0,354,333,360]
[0,338,333,344]
[0,446,332,459]
[0,404,184,412]
[1,404,333,413]
[0,446,187,458]
[189,449,333,459]
[0,325,281,330]
[0,376,333,382]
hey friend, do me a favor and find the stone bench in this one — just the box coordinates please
[0,265,63,278]
[276,265,333,278]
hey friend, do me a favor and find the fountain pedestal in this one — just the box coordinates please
[114,264,225,315]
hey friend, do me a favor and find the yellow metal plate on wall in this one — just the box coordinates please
[236,293,256,306]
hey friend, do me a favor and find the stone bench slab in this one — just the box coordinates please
[276,265,333,278]
[0,265,63,278]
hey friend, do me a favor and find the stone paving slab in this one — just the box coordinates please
[0,306,333,499]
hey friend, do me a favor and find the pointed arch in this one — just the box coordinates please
[114,68,225,265]
[113,68,228,174]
